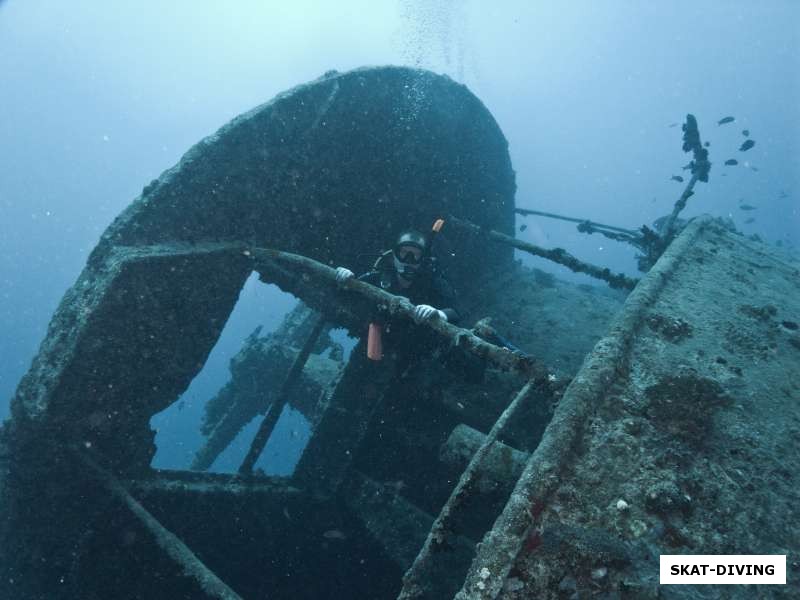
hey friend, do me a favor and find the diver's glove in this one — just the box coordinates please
[335,267,355,285]
[413,304,447,323]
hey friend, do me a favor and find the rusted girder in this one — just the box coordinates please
[77,451,243,600]
[249,247,550,380]
[446,215,639,291]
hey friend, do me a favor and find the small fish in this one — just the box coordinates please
[724,159,738,166]
[323,529,347,540]
[744,217,756,224]
[704,141,710,147]
[519,224,527,232]
[750,165,760,172]
[739,204,757,211]
[717,116,735,125]
[670,175,684,183]
[668,122,679,128]
[742,129,750,137]
[779,190,788,198]
[739,139,755,152]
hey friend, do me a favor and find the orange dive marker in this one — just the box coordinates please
[367,322,383,361]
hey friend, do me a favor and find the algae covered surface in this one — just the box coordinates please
[487,222,800,599]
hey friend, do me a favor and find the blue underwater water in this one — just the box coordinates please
[2,0,798,468]
[0,3,799,597]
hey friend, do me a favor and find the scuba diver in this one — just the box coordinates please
[335,228,460,366]
[335,228,459,323]
[335,226,527,382]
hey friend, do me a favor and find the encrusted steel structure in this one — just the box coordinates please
[2,67,798,600]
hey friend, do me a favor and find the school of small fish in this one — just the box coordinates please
[662,116,793,241]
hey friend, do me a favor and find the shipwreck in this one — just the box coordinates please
[1,66,798,599]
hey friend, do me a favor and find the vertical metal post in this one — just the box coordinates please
[238,313,327,475]
[397,378,541,599]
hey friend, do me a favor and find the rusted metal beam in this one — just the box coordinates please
[446,215,639,291]
[661,172,700,244]
[77,451,244,600]
[249,247,549,380]
[440,424,529,487]
[397,379,541,599]
[515,207,639,235]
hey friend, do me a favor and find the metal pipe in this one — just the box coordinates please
[514,207,639,235]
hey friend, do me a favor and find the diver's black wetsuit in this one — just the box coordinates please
[357,267,460,322]
[356,262,460,375]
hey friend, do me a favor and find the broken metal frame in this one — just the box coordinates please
[153,243,547,490]
[77,450,244,600]
[3,66,568,598]
[13,204,789,596]
[244,244,575,598]
[636,111,710,271]
[9,233,616,599]
[60,240,557,599]
[660,172,701,246]
[242,245,567,599]
[397,378,547,599]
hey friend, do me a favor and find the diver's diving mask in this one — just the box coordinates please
[395,248,423,265]
[393,246,423,279]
